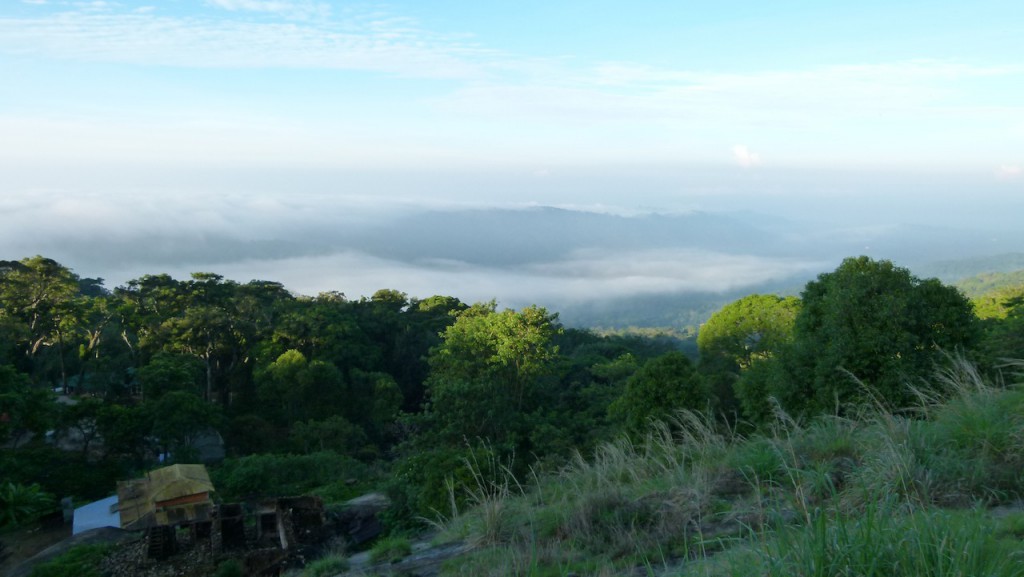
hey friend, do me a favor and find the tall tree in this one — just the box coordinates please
[698,294,801,371]
[0,257,81,383]
[737,257,979,420]
[425,303,561,446]
[609,351,709,435]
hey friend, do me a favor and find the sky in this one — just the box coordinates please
[1,0,1023,307]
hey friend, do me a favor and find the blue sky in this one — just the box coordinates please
[1,0,1022,301]
[3,0,1022,175]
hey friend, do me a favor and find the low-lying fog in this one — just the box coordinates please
[4,165,1022,323]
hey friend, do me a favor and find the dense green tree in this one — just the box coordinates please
[224,414,281,456]
[425,303,561,447]
[0,364,54,447]
[0,257,81,385]
[95,402,151,463]
[973,286,1024,365]
[609,351,709,435]
[70,293,120,394]
[137,352,204,400]
[697,294,800,420]
[268,295,376,374]
[290,416,369,456]
[348,369,403,444]
[255,349,347,426]
[147,391,222,461]
[698,294,801,371]
[738,257,979,420]
[55,396,105,457]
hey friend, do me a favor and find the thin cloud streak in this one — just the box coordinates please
[2,6,1021,168]
[205,0,331,21]
[0,10,491,78]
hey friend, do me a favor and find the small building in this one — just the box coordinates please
[117,464,217,559]
[117,464,216,531]
[72,495,120,535]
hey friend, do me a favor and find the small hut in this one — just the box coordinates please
[117,464,216,558]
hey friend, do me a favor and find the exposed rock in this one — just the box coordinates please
[345,540,472,577]
[331,493,390,547]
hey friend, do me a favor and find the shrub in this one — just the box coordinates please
[303,554,348,577]
[0,481,54,528]
[369,535,413,563]
[210,451,368,502]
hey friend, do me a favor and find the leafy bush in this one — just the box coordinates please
[0,446,126,502]
[0,481,54,528]
[369,535,413,563]
[608,351,710,436]
[303,554,348,577]
[210,451,368,502]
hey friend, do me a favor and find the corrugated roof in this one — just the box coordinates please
[73,495,120,535]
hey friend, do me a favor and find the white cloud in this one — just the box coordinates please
[0,9,490,79]
[996,164,1022,179]
[733,145,762,168]
[205,0,329,20]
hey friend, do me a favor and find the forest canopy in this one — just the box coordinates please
[0,254,1016,527]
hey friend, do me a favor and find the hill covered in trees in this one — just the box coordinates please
[2,254,1023,575]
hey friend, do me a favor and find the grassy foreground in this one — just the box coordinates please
[428,357,1024,576]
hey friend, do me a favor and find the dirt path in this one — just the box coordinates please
[0,522,72,576]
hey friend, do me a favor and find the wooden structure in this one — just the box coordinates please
[117,464,217,559]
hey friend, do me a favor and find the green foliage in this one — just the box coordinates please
[750,505,1024,577]
[972,285,1024,365]
[424,356,1024,576]
[608,351,709,435]
[0,256,81,363]
[95,402,151,462]
[956,268,1024,299]
[256,349,348,426]
[0,364,54,445]
[224,413,280,455]
[54,396,104,456]
[290,416,370,458]
[146,390,222,460]
[738,257,979,421]
[697,293,800,370]
[303,554,349,577]
[725,438,785,485]
[210,451,368,502]
[347,369,403,444]
[0,445,125,502]
[137,352,203,400]
[369,535,413,563]
[385,445,484,524]
[426,303,561,446]
[28,544,111,577]
[0,481,54,528]
[212,559,244,577]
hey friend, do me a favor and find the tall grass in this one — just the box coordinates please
[430,355,1024,576]
[742,503,1024,577]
